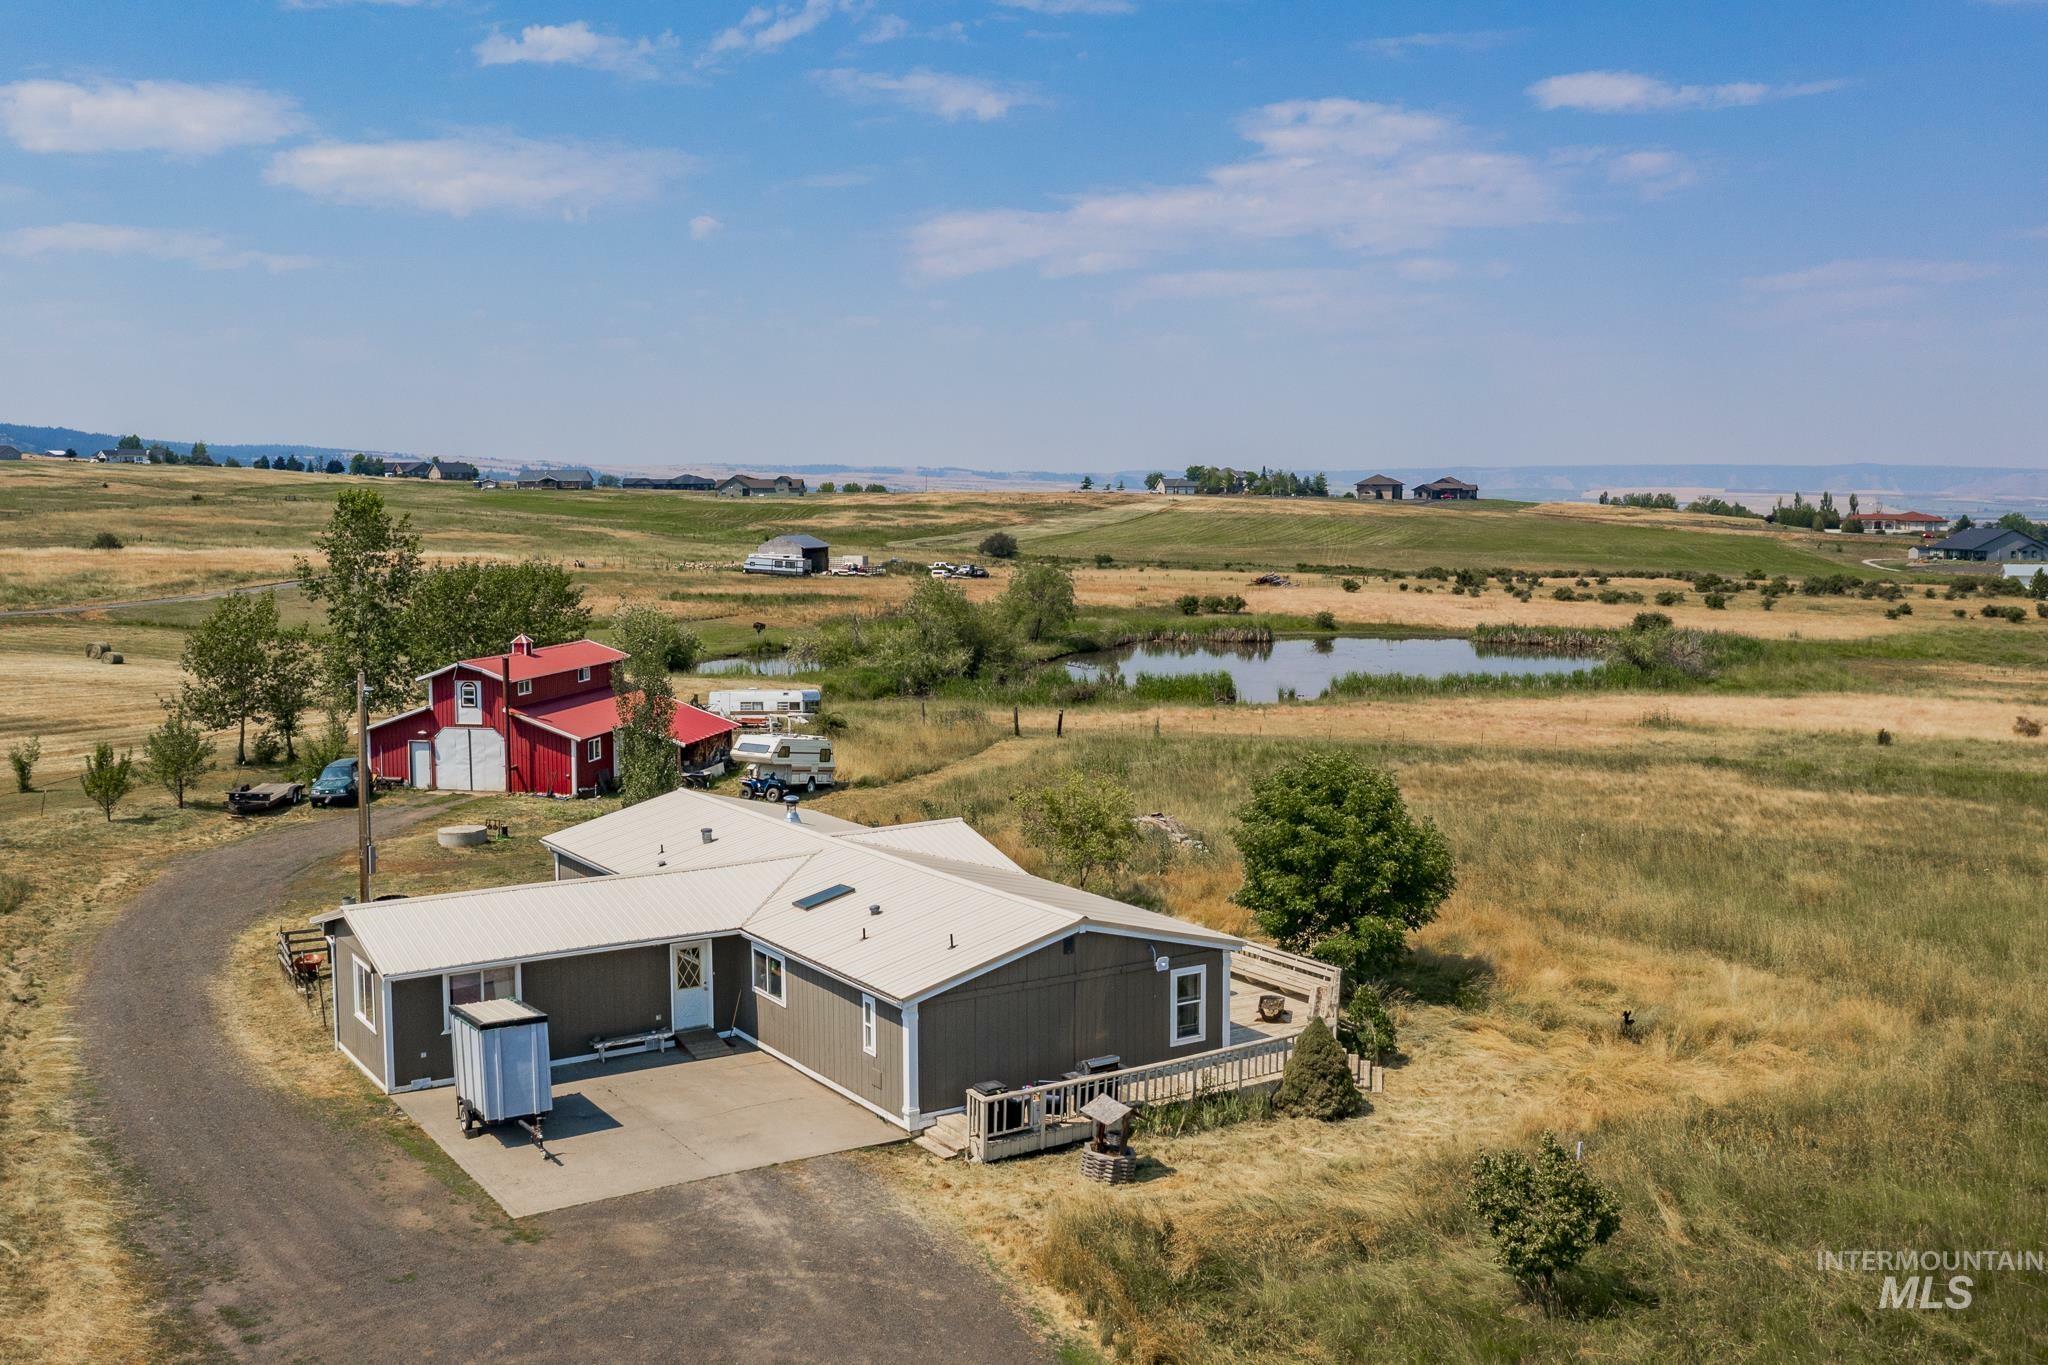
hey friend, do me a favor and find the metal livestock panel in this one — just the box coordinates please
[450,1000,552,1123]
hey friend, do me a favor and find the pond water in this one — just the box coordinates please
[1062,636,1600,703]
[697,654,811,676]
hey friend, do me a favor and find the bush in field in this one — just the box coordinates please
[1703,593,1728,610]
[1273,1018,1361,1120]
[1468,1133,1622,1298]
[89,530,124,549]
[0,873,26,916]
[249,730,283,765]
[979,531,1019,560]
[1094,552,1114,567]
[1339,985,1398,1060]
[1177,593,1201,616]
[1982,603,2026,623]
[292,713,352,785]
[79,742,137,821]
[8,737,40,793]
[1014,766,1137,888]
[1630,612,1673,633]
[1340,578,1360,592]
[1000,561,1076,642]
[1233,750,1454,975]
[1654,590,1684,607]
[1313,610,1338,631]
[1551,587,1579,602]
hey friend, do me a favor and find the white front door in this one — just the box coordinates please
[408,740,432,787]
[671,940,712,1031]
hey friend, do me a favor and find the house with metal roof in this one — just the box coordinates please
[316,787,1244,1130]
[1354,474,1403,500]
[365,635,736,796]
[1921,526,2048,563]
[1412,475,1479,501]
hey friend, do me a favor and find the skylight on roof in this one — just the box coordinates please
[792,883,855,910]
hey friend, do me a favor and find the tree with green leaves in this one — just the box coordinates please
[612,605,682,805]
[1143,471,1164,490]
[117,433,142,450]
[1079,474,1094,490]
[1000,560,1076,642]
[1338,985,1398,1060]
[296,489,423,710]
[1467,1133,1623,1298]
[143,701,216,808]
[876,577,1017,695]
[402,560,591,667]
[181,591,281,764]
[191,441,209,460]
[293,712,353,785]
[1272,1017,1362,1120]
[80,742,137,821]
[259,624,320,761]
[1233,750,1454,976]
[979,531,1019,559]
[8,736,41,793]
[1013,766,1136,888]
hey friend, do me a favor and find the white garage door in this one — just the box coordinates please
[432,727,507,792]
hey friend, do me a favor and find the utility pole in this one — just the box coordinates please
[356,668,373,903]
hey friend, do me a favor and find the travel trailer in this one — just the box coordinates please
[732,732,836,799]
[707,688,822,723]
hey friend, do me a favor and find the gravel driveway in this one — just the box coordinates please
[77,805,1046,1361]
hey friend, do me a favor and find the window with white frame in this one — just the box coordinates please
[752,945,786,1004]
[444,964,516,1032]
[455,679,481,718]
[1170,964,1206,1046]
[860,994,877,1056]
[576,666,591,683]
[352,956,378,1033]
[516,678,533,696]
[585,737,603,761]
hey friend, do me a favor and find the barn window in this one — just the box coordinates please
[585,738,603,761]
[1170,965,1206,1047]
[751,945,786,1005]
[352,956,377,1034]
[576,666,592,683]
[455,679,481,717]
[516,679,533,696]
[443,964,517,1032]
[860,994,877,1056]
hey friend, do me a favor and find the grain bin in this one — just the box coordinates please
[451,999,553,1139]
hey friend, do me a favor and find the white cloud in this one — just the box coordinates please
[474,22,674,77]
[0,222,313,272]
[0,78,305,155]
[910,98,1559,279]
[1530,70,1845,113]
[703,0,840,63]
[265,135,687,217]
[689,214,723,240]
[993,0,1132,13]
[815,68,1037,122]
[1364,29,1523,58]
[1741,258,1996,323]
[1605,149,1697,198]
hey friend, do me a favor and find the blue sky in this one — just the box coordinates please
[2,1,2044,471]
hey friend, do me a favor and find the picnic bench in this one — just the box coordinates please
[589,1028,674,1062]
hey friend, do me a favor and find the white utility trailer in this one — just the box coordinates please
[451,999,555,1155]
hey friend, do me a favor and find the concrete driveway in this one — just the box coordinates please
[396,1042,905,1216]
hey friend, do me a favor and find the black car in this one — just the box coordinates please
[310,757,363,807]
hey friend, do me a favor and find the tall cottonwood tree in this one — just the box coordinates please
[612,605,682,806]
[181,591,280,764]
[259,625,320,761]
[296,489,423,710]
[403,560,591,666]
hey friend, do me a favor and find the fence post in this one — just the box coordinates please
[1056,710,1064,738]
[1013,705,1020,736]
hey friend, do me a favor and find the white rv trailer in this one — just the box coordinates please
[707,687,821,721]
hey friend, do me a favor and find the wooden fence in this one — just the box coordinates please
[1232,943,1342,1028]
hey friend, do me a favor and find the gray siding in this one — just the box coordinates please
[552,851,608,880]
[331,922,386,1089]
[392,977,447,1087]
[917,933,1225,1114]
[521,945,670,1061]
[724,938,903,1116]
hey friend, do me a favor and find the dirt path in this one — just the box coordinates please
[0,579,296,619]
[77,805,1045,1362]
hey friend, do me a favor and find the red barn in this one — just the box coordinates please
[366,635,736,797]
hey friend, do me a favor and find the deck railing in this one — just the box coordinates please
[1232,943,1342,1028]
[962,1035,1301,1162]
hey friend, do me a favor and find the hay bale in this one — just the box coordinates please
[105,652,124,665]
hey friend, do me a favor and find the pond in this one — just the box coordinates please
[696,654,811,676]
[1062,635,1601,703]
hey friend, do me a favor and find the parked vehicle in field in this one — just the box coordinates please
[831,554,870,575]
[309,757,364,807]
[226,781,304,814]
[707,687,822,723]
[733,732,836,800]
[743,550,811,576]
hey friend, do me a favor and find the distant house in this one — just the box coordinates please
[93,448,148,465]
[1412,476,1479,501]
[717,474,807,498]
[1922,526,2048,564]
[624,474,718,491]
[0,444,22,461]
[1355,474,1403,501]
[516,472,596,491]
[383,459,432,479]
[429,460,479,482]
[1161,476,1200,495]
[747,533,831,575]
[1857,510,1948,535]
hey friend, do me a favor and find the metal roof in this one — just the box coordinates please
[1934,526,2040,552]
[759,533,829,550]
[337,787,1243,999]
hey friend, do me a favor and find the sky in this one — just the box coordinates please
[2,1,2044,473]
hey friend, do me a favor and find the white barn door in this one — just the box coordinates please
[432,728,507,792]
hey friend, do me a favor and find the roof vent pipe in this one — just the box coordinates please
[869,904,882,915]
[700,827,714,844]
[784,795,801,823]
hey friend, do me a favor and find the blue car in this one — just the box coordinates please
[310,757,363,808]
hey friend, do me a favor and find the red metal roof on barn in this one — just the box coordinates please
[515,692,736,745]
[460,638,626,683]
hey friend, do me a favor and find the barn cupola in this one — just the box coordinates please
[509,634,535,657]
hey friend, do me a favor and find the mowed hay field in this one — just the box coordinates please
[828,728,2048,1362]
[2,462,1858,611]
